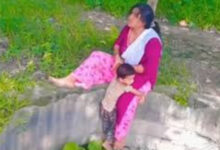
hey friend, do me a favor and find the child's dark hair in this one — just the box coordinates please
[117,63,135,79]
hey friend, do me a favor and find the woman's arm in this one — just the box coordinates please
[112,45,124,71]
[133,38,162,74]
[113,44,123,64]
[113,44,120,55]
[113,25,128,51]
[140,38,162,88]
[112,55,124,72]
[112,26,128,71]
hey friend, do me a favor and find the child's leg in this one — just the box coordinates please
[102,141,112,150]
[105,109,116,143]
[100,107,110,140]
[100,107,116,150]
[101,113,113,150]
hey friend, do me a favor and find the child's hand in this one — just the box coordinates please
[138,93,146,104]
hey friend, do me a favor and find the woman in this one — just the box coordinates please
[49,3,162,149]
[113,4,162,149]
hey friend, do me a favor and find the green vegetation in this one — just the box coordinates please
[83,0,220,31]
[157,46,196,106]
[0,70,35,133]
[157,0,220,30]
[0,0,119,77]
[0,0,210,133]
[84,0,146,17]
[0,0,118,134]
[63,141,102,150]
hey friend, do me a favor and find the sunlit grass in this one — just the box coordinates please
[0,0,202,134]
[157,0,220,30]
[83,0,220,30]
[158,46,196,106]
[0,0,118,133]
[0,0,119,77]
[0,71,35,133]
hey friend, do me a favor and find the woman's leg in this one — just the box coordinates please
[48,74,75,88]
[114,95,138,150]
[114,82,152,149]
[49,51,115,89]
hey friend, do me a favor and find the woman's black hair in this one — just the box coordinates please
[129,3,161,36]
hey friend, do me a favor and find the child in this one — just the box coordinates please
[100,63,144,150]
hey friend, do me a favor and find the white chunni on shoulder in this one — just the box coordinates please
[122,28,161,65]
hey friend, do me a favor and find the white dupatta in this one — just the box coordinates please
[121,28,161,65]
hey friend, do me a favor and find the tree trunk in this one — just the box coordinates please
[147,0,159,14]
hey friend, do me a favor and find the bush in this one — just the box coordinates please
[62,141,101,150]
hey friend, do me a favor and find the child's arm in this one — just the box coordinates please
[129,87,146,104]
[130,88,144,97]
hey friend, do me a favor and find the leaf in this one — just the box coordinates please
[88,141,102,150]
[63,142,79,150]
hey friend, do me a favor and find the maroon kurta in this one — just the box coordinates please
[114,26,162,140]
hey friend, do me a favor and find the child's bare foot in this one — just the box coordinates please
[102,141,113,150]
[113,140,125,150]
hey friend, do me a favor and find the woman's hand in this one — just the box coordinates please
[112,54,124,72]
[112,45,123,72]
[115,54,124,64]
[134,64,144,74]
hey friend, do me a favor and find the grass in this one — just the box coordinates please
[0,0,119,133]
[0,0,200,133]
[84,0,146,17]
[82,0,220,31]
[0,0,119,77]
[63,141,102,150]
[0,70,35,133]
[157,0,220,30]
[157,46,196,106]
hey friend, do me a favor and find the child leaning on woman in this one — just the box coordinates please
[100,63,145,150]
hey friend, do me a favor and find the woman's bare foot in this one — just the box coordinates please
[48,75,75,88]
[102,141,113,150]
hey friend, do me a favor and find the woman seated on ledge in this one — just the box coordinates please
[49,3,163,150]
